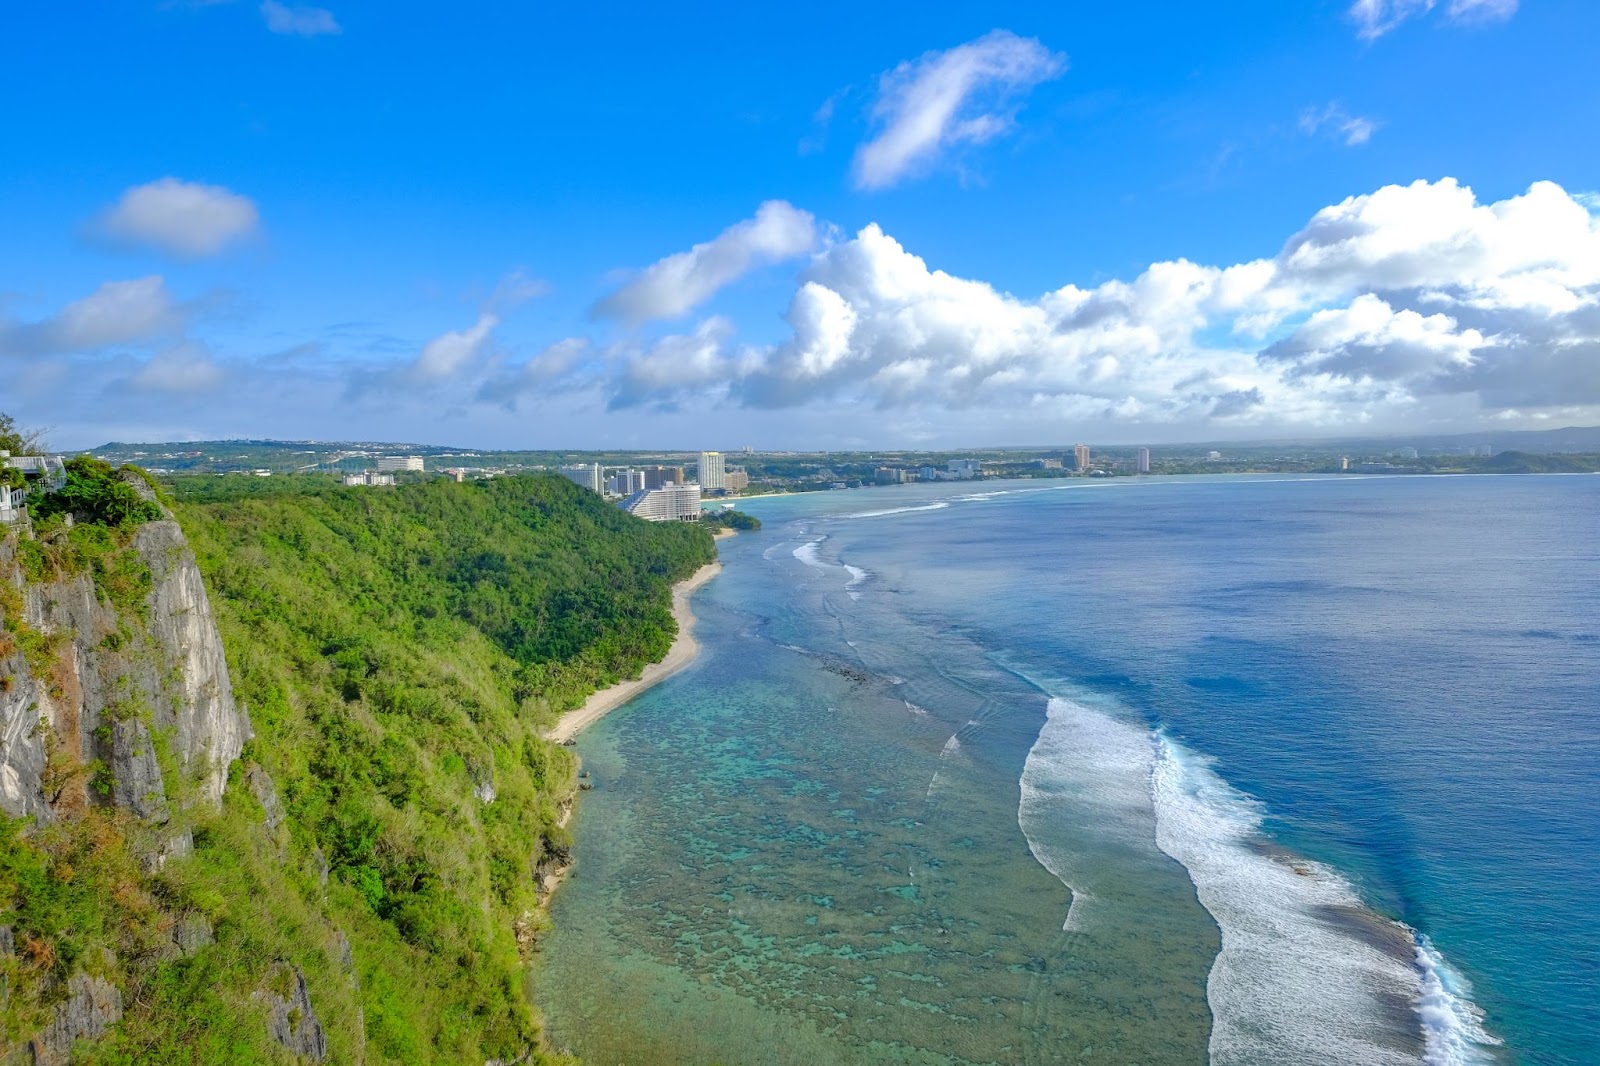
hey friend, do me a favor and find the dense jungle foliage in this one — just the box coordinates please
[169,473,713,1062]
[2,467,714,1063]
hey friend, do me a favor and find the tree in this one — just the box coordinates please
[0,412,46,457]
[29,456,163,528]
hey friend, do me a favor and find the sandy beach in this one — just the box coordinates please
[548,559,722,744]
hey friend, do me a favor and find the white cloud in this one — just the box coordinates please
[1446,0,1518,25]
[851,30,1065,190]
[609,318,747,410]
[1349,0,1517,38]
[260,1,340,37]
[1261,295,1486,383]
[592,201,817,325]
[0,277,184,356]
[401,270,549,385]
[1349,0,1436,39]
[130,342,226,393]
[409,312,499,382]
[1299,103,1379,147]
[567,178,1600,432]
[92,178,260,258]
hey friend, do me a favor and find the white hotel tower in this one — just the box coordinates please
[697,451,726,492]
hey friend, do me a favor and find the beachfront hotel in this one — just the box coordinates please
[697,451,727,492]
[621,482,702,522]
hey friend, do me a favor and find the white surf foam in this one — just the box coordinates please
[1018,696,1499,1065]
[1415,936,1503,1066]
[1018,698,1164,931]
[1151,732,1427,1066]
[841,501,951,519]
[843,564,867,586]
[792,537,828,569]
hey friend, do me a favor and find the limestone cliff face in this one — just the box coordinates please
[0,518,252,825]
[134,519,252,807]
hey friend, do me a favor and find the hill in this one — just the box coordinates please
[3,466,713,1063]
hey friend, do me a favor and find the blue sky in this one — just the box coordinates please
[4,0,1599,449]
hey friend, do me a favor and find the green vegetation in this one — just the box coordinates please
[165,473,711,1061]
[2,452,715,1063]
[29,457,165,530]
[0,413,45,458]
[702,508,762,531]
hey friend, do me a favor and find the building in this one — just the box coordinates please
[608,469,646,496]
[947,459,982,479]
[3,453,66,491]
[559,463,605,494]
[0,484,18,524]
[1034,458,1062,470]
[697,451,727,492]
[724,467,750,493]
[919,465,943,482]
[1136,447,1151,474]
[1072,444,1091,472]
[621,483,702,522]
[376,456,424,472]
[875,467,908,484]
[342,471,395,487]
[642,465,686,489]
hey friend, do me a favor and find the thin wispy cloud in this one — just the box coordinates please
[1300,103,1380,146]
[128,341,226,393]
[260,1,341,37]
[852,30,1065,190]
[592,201,817,326]
[88,178,260,258]
[1349,0,1518,39]
[404,269,548,383]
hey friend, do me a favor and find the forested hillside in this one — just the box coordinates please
[2,466,714,1063]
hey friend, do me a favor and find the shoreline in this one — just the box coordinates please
[547,557,722,744]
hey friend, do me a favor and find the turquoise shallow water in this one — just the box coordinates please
[536,474,1600,1066]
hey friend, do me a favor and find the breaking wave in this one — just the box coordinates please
[1019,696,1502,1065]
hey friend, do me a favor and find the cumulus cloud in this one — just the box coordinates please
[592,201,817,325]
[1299,103,1379,147]
[409,313,499,382]
[852,30,1065,190]
[530,178,1600,433]
[1349,0,1517,38]
[0,277,184,356]
[90,178,260,258]
[260,1,340,36]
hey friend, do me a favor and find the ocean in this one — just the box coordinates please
[535,474,1600,1066]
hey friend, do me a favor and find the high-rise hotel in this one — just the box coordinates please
[697,451,726,492]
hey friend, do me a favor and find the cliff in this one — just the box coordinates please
[1,465,712,1063]
[0,518,250,830]
[0,470,325,1063]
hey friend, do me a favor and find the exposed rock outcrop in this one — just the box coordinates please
[29,973,123,1065]
[264,967,327,1062]
[0,519,252,823]
[245,763,284,832]
[135,520,252,807]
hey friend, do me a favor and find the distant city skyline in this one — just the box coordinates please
[5,2,1600,450]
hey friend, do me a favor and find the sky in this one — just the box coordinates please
[3,0,1599,450]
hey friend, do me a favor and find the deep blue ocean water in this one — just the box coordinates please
[537,474,1600,1066]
